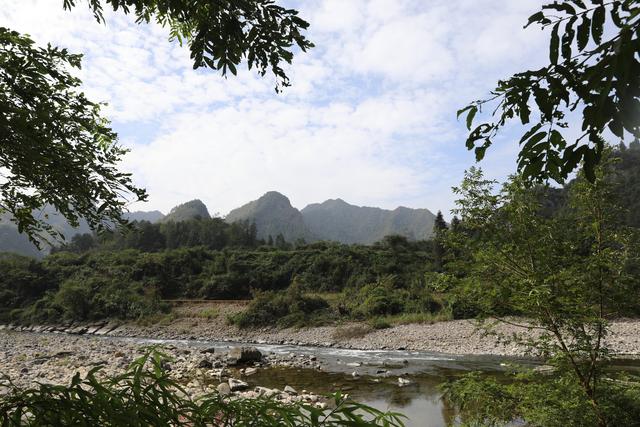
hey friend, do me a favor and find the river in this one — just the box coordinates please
[112,336,543,426]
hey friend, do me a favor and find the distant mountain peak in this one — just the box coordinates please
[301,197,436,244]
[162,199,210,222]
[225,192,311,242]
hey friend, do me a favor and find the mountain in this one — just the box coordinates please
[161,200,210,223]
[125,210,165,223]
[225,191,312,242]
[301,199,436,244]
[0,207,165,258]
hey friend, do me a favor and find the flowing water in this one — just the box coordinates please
[113,336,546,426]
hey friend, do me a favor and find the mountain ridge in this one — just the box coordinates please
[0,192,438,257]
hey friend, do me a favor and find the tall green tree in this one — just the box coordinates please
[1,1,311,246]
[459,0,640,183]
[444,158,640,426]
[432,210,448,271]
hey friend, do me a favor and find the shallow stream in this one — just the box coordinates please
[111,336,547,426]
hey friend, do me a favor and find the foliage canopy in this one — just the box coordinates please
[459,0,640,183]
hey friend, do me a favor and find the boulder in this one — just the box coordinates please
[243,367,258,376]
[227,347,262,364]
[200,347,216,354]
[217,383,231,396]
[228,378,249,391]
[255,386,278,397]
[197,359,212,369]
[284,385,297,395]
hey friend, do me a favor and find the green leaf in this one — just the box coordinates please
[550,23,560,64]
[525,11,545,28]
[466,106,478,130]
[457,105,474,119]
[576,16,590,51]
[591,6,605,44]
[561,17,577,60]
[519,123,543,144]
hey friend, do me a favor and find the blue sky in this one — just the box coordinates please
[2,0,550,218]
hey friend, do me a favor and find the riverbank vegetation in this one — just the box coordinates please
[1,143,639,331]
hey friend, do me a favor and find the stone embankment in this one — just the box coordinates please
[3,313,639,357]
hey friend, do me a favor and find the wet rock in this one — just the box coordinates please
[228,378,249,391]
[255,386,277,397]
[398,377,413,386]
[243,367,258,376]
[228,347,262,364]
[197,359,212,369]
[284,385,297,395]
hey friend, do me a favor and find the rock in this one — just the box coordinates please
[284,385,297,395]
[197,359,212,369]
[217,383,231,396]
[533,365,555,374]
[346,362,361,367]
[228,347,262,364]
[201,347,216,354]
[255,386,277,397]
[243,367,258,376]
[351,371,359,378]
[228,378,249,391]
[397,377,413,386]
[160,360,172,371]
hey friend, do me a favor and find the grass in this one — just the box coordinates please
[136,312,179,327]
[332,324,372,340]
[194,307,219,320]
[379,311,453,326]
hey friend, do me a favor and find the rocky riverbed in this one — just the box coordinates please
[2,302,640,357]
[0,330,331,408]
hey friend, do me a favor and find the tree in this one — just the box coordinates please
[443,157,640,426]
[1,1,312,246]
[458,0,640,183]
[63,0,313,91]
[1,28,147,246]
[432,210,448,271]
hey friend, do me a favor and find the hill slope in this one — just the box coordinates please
[161,200,210,223]
[225,191,312,242]
[301,199,436,244]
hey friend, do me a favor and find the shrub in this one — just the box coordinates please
[230,282,332,328]
[369,317,392,330]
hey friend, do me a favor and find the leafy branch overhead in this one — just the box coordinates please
[458,0,640,183]
[1,0,312,247]
[62,0,314,91]
[0,28,147,247]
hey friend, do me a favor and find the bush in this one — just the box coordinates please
[369,317,392,330]
[442,369,640,427]
[344,276,444,320]
[230,282,332,328]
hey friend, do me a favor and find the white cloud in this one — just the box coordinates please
[1,0,553,218]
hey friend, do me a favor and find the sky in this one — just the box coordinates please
[1,0,550,218]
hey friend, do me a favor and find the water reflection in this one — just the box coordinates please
[247,367,461,427]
